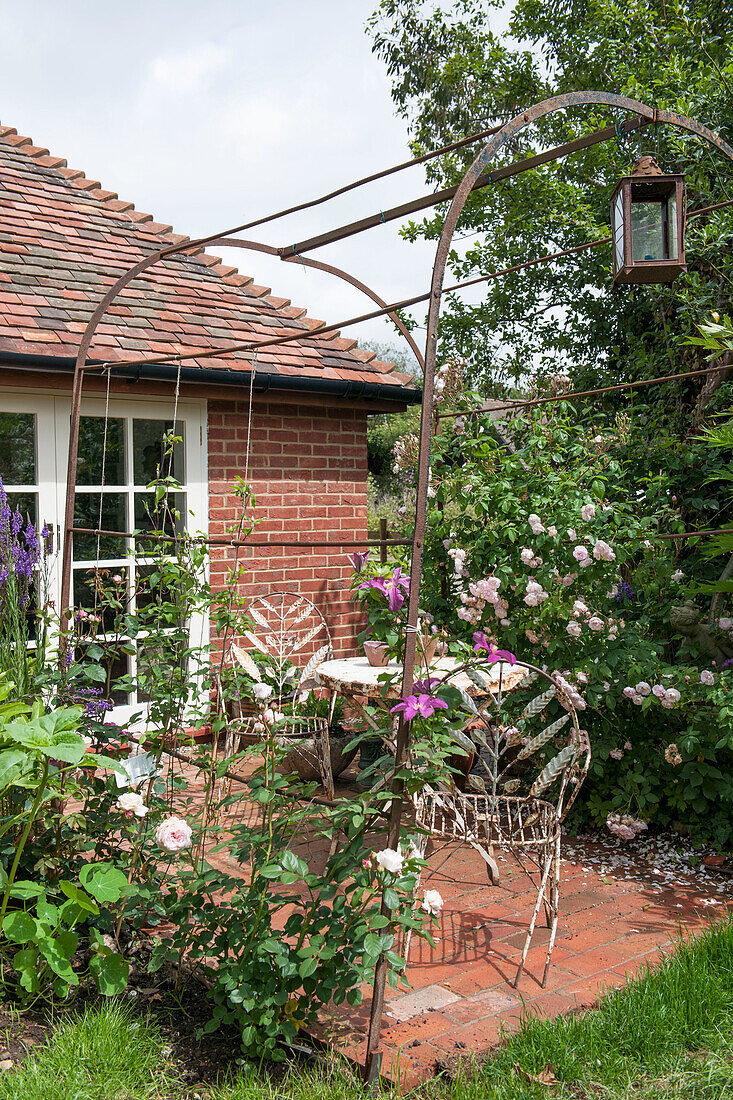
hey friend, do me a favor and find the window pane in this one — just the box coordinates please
[613,192,624,271]
[133,420,184,485]
[73,643,131,705]
[5,492,37,527]
[0,412,36,485]
[631,200,665,261]
[73,566,130,633]
[76,416,126,486]
[135,563,178,613]
[134,492,186,553]
[136,637,187,703]
[668,194,678,259]
[73,492,127,560]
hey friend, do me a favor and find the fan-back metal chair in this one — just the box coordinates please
[411,662,590,988]
[215,592,336,807]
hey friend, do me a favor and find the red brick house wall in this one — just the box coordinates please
[207,398,367,656]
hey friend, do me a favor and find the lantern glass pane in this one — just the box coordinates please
[613,192,624,270]
[631,200,666,261]
[668,193,678,259]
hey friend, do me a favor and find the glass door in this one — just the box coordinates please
[0,391,207,727]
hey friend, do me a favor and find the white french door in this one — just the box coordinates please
[0,391,208,725]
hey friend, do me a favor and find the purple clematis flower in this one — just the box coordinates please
[349,550,370,571]
[413,676,441,694]
[391,693,449,721]
[472,632,517,664]
[360,568,410,612]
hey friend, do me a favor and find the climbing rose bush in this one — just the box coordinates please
[393,398,733,846]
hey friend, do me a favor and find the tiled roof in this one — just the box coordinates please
[0,125,417,394]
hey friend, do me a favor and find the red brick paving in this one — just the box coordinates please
[170,754,732,1089]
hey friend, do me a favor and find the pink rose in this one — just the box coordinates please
[155,816,192,853]
[573,545,589,561]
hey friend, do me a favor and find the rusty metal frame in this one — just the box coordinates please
[50,87,733,1085]
[362,92,733,1084]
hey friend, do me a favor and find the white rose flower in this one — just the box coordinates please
[116,792,148,818]
[581,503,596,521]
[635,681,651,697]
[421,890,444,916]
[566,621,582,638]
[588,616,604,631]
[252,682,274,701]
[700,670,715,686]
[375,848,403,874]
[154,816,192,852]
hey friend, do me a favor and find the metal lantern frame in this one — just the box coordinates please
[52,91,733,1085]
[611,157,687,284]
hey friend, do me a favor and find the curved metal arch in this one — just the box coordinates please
[365,91,733,1078]
[59,233,423,617]
[400,91,733,703]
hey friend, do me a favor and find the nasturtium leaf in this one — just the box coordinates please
[2,910,37,943]
[79,862,128,903]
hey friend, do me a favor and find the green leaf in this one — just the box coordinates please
[298,957,318,979]
[38,935,78,983]
[58,880,99,915]
[90,951,129,996]
[2,910,37,943]
[383,887,400,911]
[8,880,45,900]
[79,863,129,904]
[0,749,27,788]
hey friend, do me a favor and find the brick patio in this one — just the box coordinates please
[172,752,733,1088]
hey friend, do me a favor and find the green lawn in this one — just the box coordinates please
[2,915,731,1100]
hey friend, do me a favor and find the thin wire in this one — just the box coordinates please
[94,363,112,593]
[217,351,259,681]
[437,364,729,419]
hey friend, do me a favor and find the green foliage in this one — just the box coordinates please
[151,753,427,1061]
[368,0,733,397]
[413,389,733,843]
[2,917,732,1099]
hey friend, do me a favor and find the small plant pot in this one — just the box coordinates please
[363,641,390,667]
[418,635,439,667]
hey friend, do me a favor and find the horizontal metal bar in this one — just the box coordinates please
[437,364,727,419]
[69,527,412,549]
[85,235,611,375]
[280,115,649,257]
[154,127,506,262]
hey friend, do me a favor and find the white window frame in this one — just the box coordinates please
[1,388,208,728]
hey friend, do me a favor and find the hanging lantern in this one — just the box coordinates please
[610,156,686,285]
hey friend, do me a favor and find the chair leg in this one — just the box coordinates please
[513,843,554,989]
[318,721,335,802]
[542,831,562,988]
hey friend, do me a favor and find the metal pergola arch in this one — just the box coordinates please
[51,91,733,1084]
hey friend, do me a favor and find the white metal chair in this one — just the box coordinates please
[410,662,591,988]
[216,592,337,803]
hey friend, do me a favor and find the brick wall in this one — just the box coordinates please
[207,398,368,659]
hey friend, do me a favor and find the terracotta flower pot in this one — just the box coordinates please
[418,634,439,667]
[363,640,390,667]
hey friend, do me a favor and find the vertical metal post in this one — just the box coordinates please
[379,517,388,565]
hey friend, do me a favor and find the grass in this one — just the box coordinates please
[2,915,732,1099]
[0,1001,179,1100]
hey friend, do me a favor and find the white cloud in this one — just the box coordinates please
[150,43,229,95]
[221,96,292,152]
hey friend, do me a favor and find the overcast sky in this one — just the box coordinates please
[1,0,513,370]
